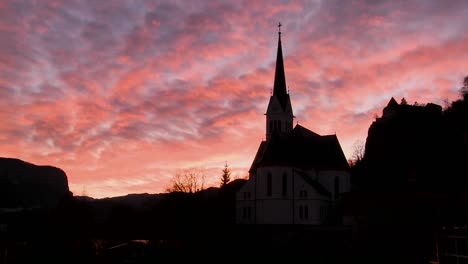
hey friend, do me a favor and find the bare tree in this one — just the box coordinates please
[351,140,365,162]
[166,168,206,193]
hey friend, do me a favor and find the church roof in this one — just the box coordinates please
[294,169,331,197]
[249,125,349,173]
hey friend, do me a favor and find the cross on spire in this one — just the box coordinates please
[278,22,282,36]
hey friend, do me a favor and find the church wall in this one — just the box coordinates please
[254,166,295,224]
[294,199,329,225]
[236,175,256,224]
[258,199,293,224]
[309,170,351,200]
[235,168,349,224]
[294,173,331,224]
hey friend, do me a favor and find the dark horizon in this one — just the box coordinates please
[1,0,467,198]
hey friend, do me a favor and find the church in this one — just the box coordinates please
[236,26,350,225]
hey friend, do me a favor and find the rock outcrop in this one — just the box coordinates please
[0,158,71,209]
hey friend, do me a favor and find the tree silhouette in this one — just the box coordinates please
[400,97,408,105]
[461,75,468,99]
[166,168,206,193]
[220,162,231,187]
[351,140,365,163]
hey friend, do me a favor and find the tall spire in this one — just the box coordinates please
[273,22,288,109]
[265,23,294,141]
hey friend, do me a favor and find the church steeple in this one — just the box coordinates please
[265,23,294,141]
[273,22,288,110]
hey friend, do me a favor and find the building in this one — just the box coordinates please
[236,26,350,225]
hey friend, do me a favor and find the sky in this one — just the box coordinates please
[1,0,467,198]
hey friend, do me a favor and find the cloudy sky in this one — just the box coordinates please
[1,0,467,198]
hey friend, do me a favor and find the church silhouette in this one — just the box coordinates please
[236,24,350,225]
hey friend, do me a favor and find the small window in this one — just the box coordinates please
[334,176,340,199]
[320,206,327,221]
[282,173,287,196]
[299,206,303,219]
[457,238,468,255]
[278,120,282,131]
[304,206,309,219]
[267,173,272,197]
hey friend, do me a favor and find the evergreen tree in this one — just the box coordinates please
[220,162,231,187]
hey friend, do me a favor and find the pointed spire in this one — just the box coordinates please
[273,22,288,109]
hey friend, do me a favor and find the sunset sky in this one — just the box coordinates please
[1,0,467,198]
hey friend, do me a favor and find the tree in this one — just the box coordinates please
[461,75,468,99]
[400,97,408,105]
[166,168,206,193]
[351,140,365,163]
[220,162,231,187]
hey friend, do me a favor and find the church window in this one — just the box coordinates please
[282,173,287,196]
[267,173,272,196]
[247,206,251,219]
[299,206,303,219]
[320,206,327,221]
[242,207,246,219]
[334,176,340,199]
[304,206,309,219]
[278,121,282,131]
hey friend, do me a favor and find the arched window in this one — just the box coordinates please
[278,120,282,131]
[320,206,327,221]
[282,173,287,196]
[267,173,272,197]
[304,206,309,219]
[299,206,303,219]
[334,176,340,199]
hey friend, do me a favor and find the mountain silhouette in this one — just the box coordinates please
[0,157,71,209]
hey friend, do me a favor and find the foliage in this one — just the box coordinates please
[461,75,468,99]
[220,162,231,187]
